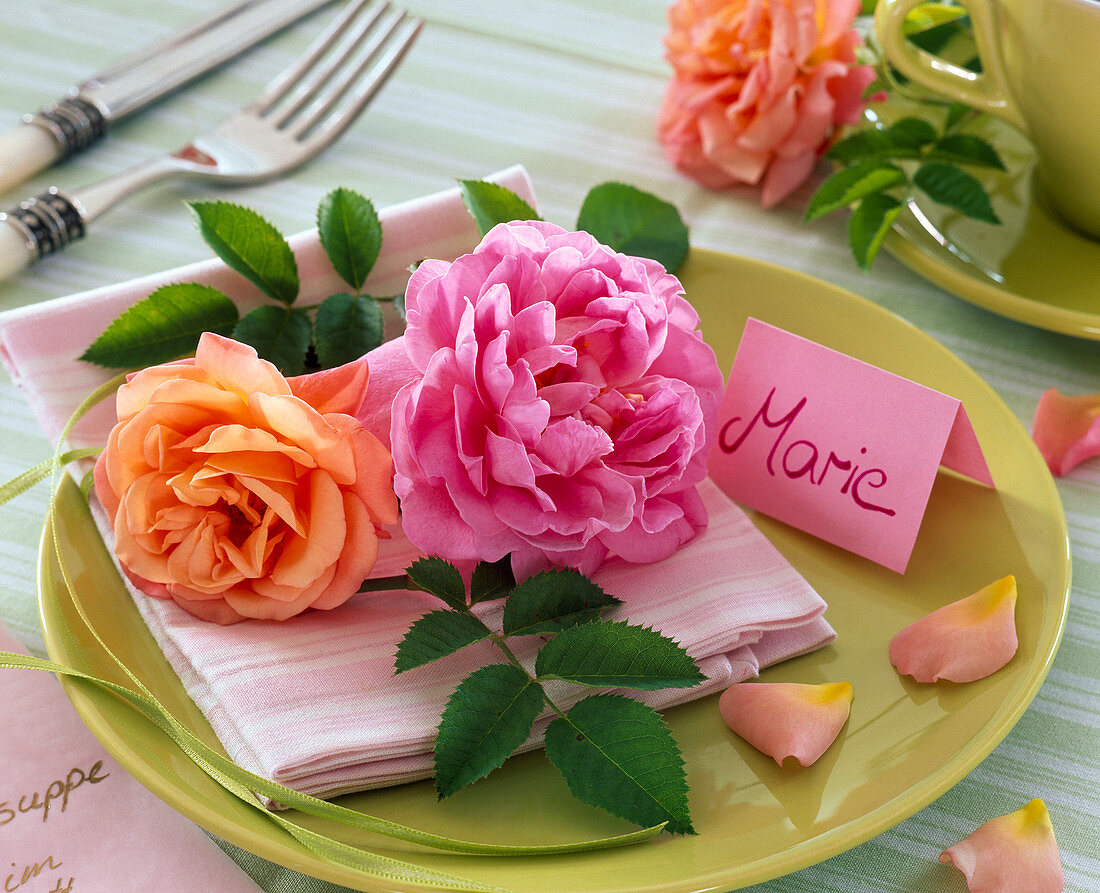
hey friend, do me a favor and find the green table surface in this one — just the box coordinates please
[0,2,1096,890]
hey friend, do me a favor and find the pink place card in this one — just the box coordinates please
[0,624,260,893]
[708,319,994,573]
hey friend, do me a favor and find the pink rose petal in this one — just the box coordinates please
[940,799,1064,893]
[1032,388,1100,476]
[890,576,1018,684]
[719,680,853,766]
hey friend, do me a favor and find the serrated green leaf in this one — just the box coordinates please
[849,193,905,272]
[804,160,908,222]
[313,292,384,369]
[826,129,919,164]
[317,188,381,291]
[502,570,620,637]
[232,305,312,375]
[534,621,704,690]
[80,283,239,369]
[544,694,693,834]
[407,557,467,609]
[394,610,493,673]
[903,3,968,35]
[928,134,1006,170]
[945,101,973,132]
[575,182,689,273]
[914,161,1000,223]
[458,179,541,237]
[885,117,939,149]
[190,201,299,305]
[434,665,545,798]
[470,557,515,605]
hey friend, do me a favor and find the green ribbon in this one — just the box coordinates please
[0,373,666,892]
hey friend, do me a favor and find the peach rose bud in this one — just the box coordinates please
[940,799,1064,892]
[1032,388,1100,476]
[890,576,1018,684]
[718,681,853,767]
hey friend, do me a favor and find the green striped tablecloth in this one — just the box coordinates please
[0,2,1095,890]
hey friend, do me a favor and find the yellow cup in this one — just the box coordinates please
[875,0,1100,239]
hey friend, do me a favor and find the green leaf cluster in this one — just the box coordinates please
[81,189,392,374]
[459,179,690,273]
[394,558,704,834]
[806,109,1005,270]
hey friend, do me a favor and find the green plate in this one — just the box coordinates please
[39,249,1071,892]
[860,97,1100,340]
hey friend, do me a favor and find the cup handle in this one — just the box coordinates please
[874,0,1026,131]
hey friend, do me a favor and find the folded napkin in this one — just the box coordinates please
[0,166,835,799]
[0,622,262,892]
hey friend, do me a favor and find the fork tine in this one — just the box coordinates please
[290,11,421,141]
[249,0,383,116]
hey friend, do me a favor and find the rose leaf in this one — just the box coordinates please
[914,161,1000,223]
[313,292,384,369]
[406,556,468,609]
[317,187,382,292]
[394,609,494,674]
[434,664,545,798]
[80,283,239,369]
[458,179,541,237]
[502,569,620,636]
[848,192,905,271]
[928,134,1006,170]
[232,305,312,376]
[576,182,689,273]
[534,620,704,691]
[804,160,908,222]
[189,201,299,305]
[544,694,694,834]
[469,557,515,606]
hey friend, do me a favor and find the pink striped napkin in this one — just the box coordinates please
[0,167,834,799]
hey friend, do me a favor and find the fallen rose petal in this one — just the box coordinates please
[940,799,1064,893]
[890,576,1018,684]
[718,680,853,766]
[1032,388,1100,476]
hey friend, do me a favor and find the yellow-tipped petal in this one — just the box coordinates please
[890,576,1018,684]
[940,799,1064,892]
[1032,388,1100,476]
[719,681,853,767]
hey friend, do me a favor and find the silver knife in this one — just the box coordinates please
[0,0,338,195]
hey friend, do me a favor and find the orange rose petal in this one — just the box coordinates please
[1032,388,1100,476]
[890,576,1018,684]
[718,681,853,767]
[940,799,1064,893]
[196,332,291,398]
[289,355,371,417]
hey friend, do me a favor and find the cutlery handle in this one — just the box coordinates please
[0,189,85,282]
[0,125,64,196]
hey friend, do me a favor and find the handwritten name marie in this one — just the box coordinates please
[718,387,896,516]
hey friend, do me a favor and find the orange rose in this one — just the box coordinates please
[93,333,399,624]
[657,0,875,207]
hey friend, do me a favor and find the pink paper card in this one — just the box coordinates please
[708,319,993,573]
[0,624,260,893]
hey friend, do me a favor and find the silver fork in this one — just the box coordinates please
[0,0,421,282]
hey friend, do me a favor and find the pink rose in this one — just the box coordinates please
[93,333,399,624]
[383,220,724,580]
[657,0,876,207]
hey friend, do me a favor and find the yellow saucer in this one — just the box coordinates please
[861,97,1100,340]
